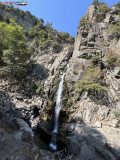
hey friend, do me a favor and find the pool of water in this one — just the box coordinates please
[34,132,50,150]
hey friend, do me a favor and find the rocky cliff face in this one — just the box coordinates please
[0,5,38,29]
[63,2,120,160]
[0,2,120,160]
[65,3,120,122]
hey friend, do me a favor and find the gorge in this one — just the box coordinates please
[0,1,120,160]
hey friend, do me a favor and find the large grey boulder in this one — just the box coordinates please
[65,124,120,160]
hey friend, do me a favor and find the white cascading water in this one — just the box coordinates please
[49,73,65,151]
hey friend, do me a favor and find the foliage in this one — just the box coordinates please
[98,3,109,13]
[29,21,74,52]
[74,57,107,94]
[28,80,42,95]
[35,81,42,95]
[79,16,87,27]
[65,36,75,44]
[84,67,104,82]
[107,22,120,35]
[115,2,120,8]
[75,80,108,93]
[100,41,109,46]
[40,39,51,50]
[5,19,30,64]
[114,111,120,118]
[90,56,102,67]
[58,32,69,41]
[40,18,44,23]
[52,41,62,53]
[77,15,92,30]
[92,0,99,6]
[73,70,78,75]
[0,14,4,21]
[104,49,119,69]
[0,22,8,63]
[0,19,30,78]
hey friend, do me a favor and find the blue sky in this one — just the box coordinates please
[15,0,119,36]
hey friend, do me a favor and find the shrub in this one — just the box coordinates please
[40,39,51,50]
[35,81,42,95]
[75,80,108,93]
[29,19,74,51]
[74,58,107,94]
[84,67,103,82]
[98,3,109,13]
[105,49,119,68]
[58,32,74,44]
[92,0,99,6]
[79,16,87,27]
[115,2,120,8]
[73,70,78,75]
[69,36,75,44]
[59,32,69,41]
[100,41,109,46]
[0,14,3,21]
[114,111,120,118]
[91,56,102,67]
[107,22,120,35]
[52,41,62,53]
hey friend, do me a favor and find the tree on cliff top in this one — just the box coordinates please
[92,0,99,6]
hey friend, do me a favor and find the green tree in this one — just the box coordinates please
[98,3,109,13]
[0,22,9,64]
[5,19,30,64]
[0,19,30,77]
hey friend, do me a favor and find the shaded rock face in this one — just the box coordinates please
[0,111,39,160]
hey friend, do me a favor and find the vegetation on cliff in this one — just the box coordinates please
[98,2,109,13]
[0,19,30,79]
[107,22,120,38]
[74,49,120,95]
[29,20,75,52]
[0,4,39,25]
[74,56,108,94]
[0,4,75,80]
[104,49,120,69]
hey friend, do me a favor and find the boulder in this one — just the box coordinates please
[95,121,102,128]
[65,123,120,160]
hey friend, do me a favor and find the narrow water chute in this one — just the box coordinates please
[49,73,65,150]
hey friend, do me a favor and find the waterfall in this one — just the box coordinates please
[49,73,65,151]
